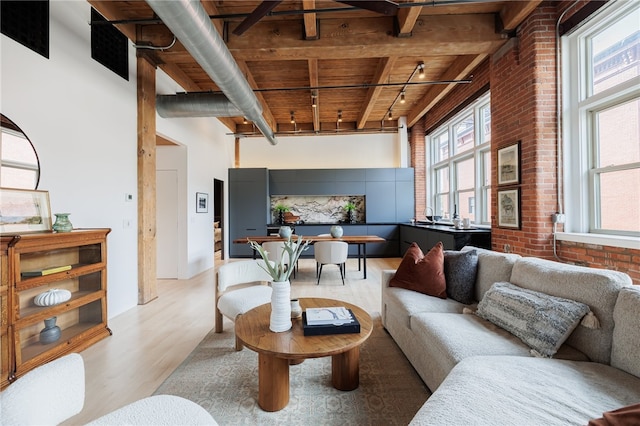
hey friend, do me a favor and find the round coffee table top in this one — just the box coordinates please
[235,297,373,360]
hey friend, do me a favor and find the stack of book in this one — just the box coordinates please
[302,306,361,336]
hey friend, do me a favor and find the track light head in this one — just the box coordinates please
[290,111,295,124]
[400,91,406,104]
[337,110,343,123]
[311,92,317,108]
[388,110,393,120]
[418,62,425,79]
[243,117,248,124]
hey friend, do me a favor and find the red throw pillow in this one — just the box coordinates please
[390,242,446,298]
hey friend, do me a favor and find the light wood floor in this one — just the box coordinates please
[65,256,401,424]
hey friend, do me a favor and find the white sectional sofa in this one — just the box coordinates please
[381,246,640,425]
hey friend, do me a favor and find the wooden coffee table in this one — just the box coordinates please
[234,297,373,412]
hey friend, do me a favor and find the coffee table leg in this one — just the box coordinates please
[258,353,290,411]
[331,346,359,391]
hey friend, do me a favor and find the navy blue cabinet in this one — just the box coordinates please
[229,168,269,257]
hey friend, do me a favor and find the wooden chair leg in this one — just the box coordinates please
[215,307,223,333]
[235,335,243,351]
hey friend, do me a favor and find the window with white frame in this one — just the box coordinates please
[563,1,640,238]
[426,93,491,225]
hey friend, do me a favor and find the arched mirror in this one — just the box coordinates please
[1,114,41,189]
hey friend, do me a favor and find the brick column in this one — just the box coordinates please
[410,119,426,220]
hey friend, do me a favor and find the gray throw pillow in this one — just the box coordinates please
[477,281,591,357]
[444,249,478,304]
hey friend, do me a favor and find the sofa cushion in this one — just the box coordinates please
[611,287,640,379]
[383,287,465,329]
[509,257,632,364]
[409,356,640,426]
[390,242,446,298]
[461,246,521,301]
[444,249,478,304]
[477,281,591,357]
[410,313,533,390]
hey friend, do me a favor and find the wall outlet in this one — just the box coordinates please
[552,213,566,224]
[125,193,133,202]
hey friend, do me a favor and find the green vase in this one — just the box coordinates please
[52,213,73,232]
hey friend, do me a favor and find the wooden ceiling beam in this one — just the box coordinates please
[302,0,319,40]
[200,0,224,35]
[308,58,320,132]
[157,63,203,93]
[88,0,137,41]
[236,60,277,131]
[225,14,503,60]
[395,6,422,37]
[407,54,487,127]
[357,57,397,129]
[500,1,543,32]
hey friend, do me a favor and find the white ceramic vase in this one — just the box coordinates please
[270,280,292,332]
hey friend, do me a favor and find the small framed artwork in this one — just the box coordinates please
[196,192,208,213]
[497,188,520,229]
[0,188,52,234]
[497,141,520,185]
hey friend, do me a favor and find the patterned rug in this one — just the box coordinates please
[154,315,430,425]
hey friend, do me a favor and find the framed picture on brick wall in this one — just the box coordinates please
[497,142,520,185]
[498,188,520,229]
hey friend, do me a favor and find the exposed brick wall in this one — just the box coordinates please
[557,241,640,284]
[414,2,640,284]
[409,121,426,219]
[491,5,559,259]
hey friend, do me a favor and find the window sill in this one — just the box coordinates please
[556,232,640,250]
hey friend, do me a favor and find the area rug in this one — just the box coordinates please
[154,315,430,425]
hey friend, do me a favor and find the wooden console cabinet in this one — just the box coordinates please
[0,229,111,389]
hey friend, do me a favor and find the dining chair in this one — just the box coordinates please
[314,241,349,285]
[262,240,297,278]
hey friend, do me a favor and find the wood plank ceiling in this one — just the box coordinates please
[88,0,541,138]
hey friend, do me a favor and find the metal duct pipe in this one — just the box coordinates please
[157,93,243,118]
[145,0,278,145]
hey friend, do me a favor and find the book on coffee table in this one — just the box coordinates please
[302,308,360,336]
[305,306,354,325]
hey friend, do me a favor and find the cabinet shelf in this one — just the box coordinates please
[1,228,111,388]
[20,321,108,363]
[16,290,105,324]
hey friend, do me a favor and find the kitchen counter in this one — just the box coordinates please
[399,223,491,252]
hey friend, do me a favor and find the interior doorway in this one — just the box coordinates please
[214,178,224,260]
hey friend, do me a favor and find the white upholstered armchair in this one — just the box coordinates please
[0,353,217,425]
[215,260,273,350]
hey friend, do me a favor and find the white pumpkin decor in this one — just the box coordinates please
[34,289,72,307]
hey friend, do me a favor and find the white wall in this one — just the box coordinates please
[1,1,233,317]
[238,132,401,169]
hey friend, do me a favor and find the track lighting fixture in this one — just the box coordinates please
[388,110,393,120]
[337,110,343,123]
[418,62,425,79]
[400,91,406,104]
[311,92,317,108]
[290,111,295,124]
[243,117,248,124]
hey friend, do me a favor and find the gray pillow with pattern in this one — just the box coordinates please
[477,281,591,357]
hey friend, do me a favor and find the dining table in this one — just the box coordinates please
[233,234,385,279]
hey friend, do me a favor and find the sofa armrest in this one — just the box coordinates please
[382,269,396,288]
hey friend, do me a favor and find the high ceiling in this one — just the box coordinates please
[88,0,541,138]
